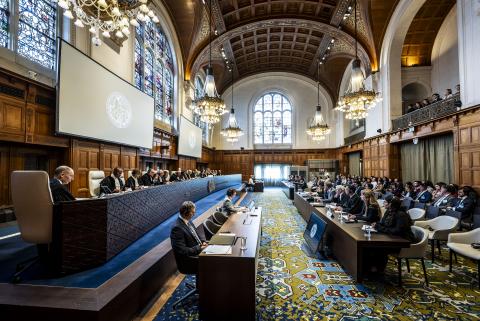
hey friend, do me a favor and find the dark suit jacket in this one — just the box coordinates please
[415,190,432,203]
[170,173,179,182]
[376,210,414,242]
[355,205,380,223]
[323,189,335,203]
[344,193,363,215]
[99,176,124,194]
[125,176,140,190]
[49,179,75,203]
[450,197,476,219]
[170,217,205,274]
[139,173,154,186]
[333,193,349,208]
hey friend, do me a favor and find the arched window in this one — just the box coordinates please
[135,21,175,125]
[194,76,209,144]
[0,0,57,70]
[254,93,292,145]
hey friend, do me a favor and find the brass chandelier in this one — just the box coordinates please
[306,62,331,141]
[221,73,243,143]
[56,0,160,46]
[335,0,380,122]
[192,0,227,126]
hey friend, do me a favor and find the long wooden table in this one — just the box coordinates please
[199,207,262,321]
[281,181,295,200]
[294,192,410,282]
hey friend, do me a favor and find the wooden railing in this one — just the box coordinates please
[392,93,461,130]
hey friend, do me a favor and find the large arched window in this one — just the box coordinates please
[254,93,292,145]
[135,21,174,125]
[0,0,57,70]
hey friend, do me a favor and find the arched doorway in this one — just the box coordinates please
[402,82,429,113]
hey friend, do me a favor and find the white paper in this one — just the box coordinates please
[361,225,377,233]
[203,245,232,255]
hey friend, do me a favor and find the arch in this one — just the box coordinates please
[378,0,426,132]
[401,82,429,113]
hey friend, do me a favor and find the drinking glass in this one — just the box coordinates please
[240,237,247,250]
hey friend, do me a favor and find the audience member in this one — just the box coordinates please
[349,189,380,223]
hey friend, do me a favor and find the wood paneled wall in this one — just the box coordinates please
[456,108,480,193]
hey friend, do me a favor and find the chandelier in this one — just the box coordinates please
[307,62,331,142]
[192,0,227,126]
[221,74,243,143]
[56,0,160,46]
[335,0,380,122]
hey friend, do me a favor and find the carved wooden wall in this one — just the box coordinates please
[456,108,480,193]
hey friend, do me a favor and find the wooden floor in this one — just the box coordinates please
[133,272,185,321]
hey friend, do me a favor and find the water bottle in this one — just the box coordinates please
[367,227,371,240]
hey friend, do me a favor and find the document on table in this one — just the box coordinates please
[361,225,377,233]
[203,245,233,255]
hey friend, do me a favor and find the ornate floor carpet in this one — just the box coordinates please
[154,188,480,321]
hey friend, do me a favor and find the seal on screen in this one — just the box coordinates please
[106,92,132,129]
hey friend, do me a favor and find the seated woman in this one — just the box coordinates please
[125,169,142,190]
[365,196,414,275]
[348,189,380,223]
[222,188,244,215]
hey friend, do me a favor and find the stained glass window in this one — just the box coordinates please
[17,0,57,69]
[194,76,208,143]
[0,0,9,48]
[134,21,175,125]
[253,93,292,145]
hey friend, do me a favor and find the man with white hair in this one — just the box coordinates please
[50,165,76,203]
[333,185,349,207]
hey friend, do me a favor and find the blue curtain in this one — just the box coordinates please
[254,164,290,186]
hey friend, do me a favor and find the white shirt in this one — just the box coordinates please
[111,173,121,189]
[133,177,139,187]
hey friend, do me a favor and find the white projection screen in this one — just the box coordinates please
[178,116,202,158]
[57,40,154,148]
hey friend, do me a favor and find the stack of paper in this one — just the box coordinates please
[203,245,232,255]
[361,225,377,233]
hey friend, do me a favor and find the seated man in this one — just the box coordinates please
[415,182,432,203]
[139,168,156,186]
[222,188,243,215]
[170,170,180,182]
[50,165,76,203]
[332,185,349,208]
[448,186,476,220]
[99,167,124,194]
[246,175,255,191]
[339,185,363,215]
[125,169,142,190]
[170,201,208,274]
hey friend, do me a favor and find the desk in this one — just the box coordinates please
[55,175,241,273]
[199,207,262,321]
[281,181,295,200]
[294,193,410,282]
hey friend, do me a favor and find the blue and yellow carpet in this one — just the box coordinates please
[155,188,480,320]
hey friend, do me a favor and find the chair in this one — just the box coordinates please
[401,198,413,210]
[88,170,105,197]
[171,252,199,309]
[414,202,426,210]
[392,226,429,286]
[203,218,221,240]
[425,205,440,219]
[10,171,54,282]
[474,214,480,229]
[445,209,462,220]
[408,208,426,221]
[415,216,459,263]
[212,211,228,225]
[382,192,393,200]
[447,228,480,288]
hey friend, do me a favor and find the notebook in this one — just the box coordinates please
[209,233,236,245]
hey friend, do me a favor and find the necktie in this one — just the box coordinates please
[188,222,201,245]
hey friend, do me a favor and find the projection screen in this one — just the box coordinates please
[177,116,202,158]
[57,40,154,149]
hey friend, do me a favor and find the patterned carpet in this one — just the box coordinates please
[154,188,480,321]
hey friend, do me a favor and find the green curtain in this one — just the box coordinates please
[348,152,361,177]
[400,134,454,183]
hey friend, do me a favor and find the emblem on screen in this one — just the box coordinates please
[188,132,196,149]
[310,224,317,238]
[106,92,132,129]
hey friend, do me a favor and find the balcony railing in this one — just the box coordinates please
[392,93,461,130]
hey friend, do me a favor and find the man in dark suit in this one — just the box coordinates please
[170,201,208,274]
[448,187,476,219]
[170,170,180,182]
[49,166,76,203]
[341,185,363,215]
[415,182,432,203]
[139,169,156,186]
[99,167,124,194]
[333,186,349,208]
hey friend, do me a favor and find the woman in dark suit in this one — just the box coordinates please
[349,189,380,223]
[125,169,142,190]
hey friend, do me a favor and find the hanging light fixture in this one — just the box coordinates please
[55,0,160,46]
[221,73,243,143]
[306,61,331,142]
[192,0,227,126]
[335,0,380,123]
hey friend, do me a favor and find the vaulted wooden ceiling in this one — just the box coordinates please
[160,0,457,98]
